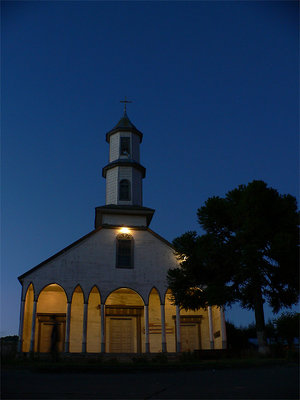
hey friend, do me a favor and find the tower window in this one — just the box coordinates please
[116,234,133,268]
[120,137,130,156]
[119,179,131,201]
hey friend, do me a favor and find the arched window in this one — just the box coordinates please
[119,179,131,201]
[116,234,133,268]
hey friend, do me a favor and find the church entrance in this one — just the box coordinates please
[37,314,66,353]
[106,306,142,353]
[179,316,202,352]
[109,317,135,352]
[181,323,200,352]
[105,288,144,353]
[33,283,67,353]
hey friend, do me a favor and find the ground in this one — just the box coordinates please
[2,364,299,399]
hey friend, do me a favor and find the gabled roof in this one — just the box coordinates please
[17,225,174,283]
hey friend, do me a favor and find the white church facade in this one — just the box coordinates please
[17,108,227,354]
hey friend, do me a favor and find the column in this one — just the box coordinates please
[17,299,25,352]
[220,306,227,349]
[208,306,214,349]
[82,302,88,353]
[101,304,105,353]
[144,305,150,353]
[64,301,71,352]
[176,305,181,352]
[160,304,166,352]
[29,300,37,353]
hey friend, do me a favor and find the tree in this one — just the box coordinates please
[225,322,249,352]
[273,312,299,349]
[168,180,299,353]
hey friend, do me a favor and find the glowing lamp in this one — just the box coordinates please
[119,227,130,234]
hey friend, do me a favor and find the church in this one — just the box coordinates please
[17,105,227,354]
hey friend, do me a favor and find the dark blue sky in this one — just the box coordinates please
[2,1,299,336]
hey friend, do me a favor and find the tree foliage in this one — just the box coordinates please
[168,181,299,350]
[273,312,299,348]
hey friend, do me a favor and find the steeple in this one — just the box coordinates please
[113,110,137,130]
[94,105,155,229]
[102,109,145,206]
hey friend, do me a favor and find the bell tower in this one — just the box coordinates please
[102,104,145,206]
[95,101,155,228]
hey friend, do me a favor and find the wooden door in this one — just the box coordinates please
[38,315,65,353]
[181,323,199,352]
[109,317,135,353]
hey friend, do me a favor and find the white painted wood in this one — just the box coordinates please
[208,306,214,349]
[18,116,223,355]
[29,300,37,352]
[176,305,181,352]
[64,302,71,352]
[109,133,119,162]
[82,303,88,352]
[17,299,25,352]
[21,228,178,303]
[144,305,150,353]
[132,169,142,205]
[102,214,147,226]
[161,304,166,352]
[101,304,105,352]
[106,168,118,204]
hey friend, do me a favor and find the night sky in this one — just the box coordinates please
[2,1,299,336]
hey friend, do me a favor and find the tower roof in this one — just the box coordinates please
[114,111,137,129]
[106,111,143,143]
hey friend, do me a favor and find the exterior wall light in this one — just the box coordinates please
[119,227,130,234]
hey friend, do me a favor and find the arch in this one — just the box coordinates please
[70,283,86,302]
[69,285,84,352]
[35,283,68,353]
[37,282,67,301]
[147,286,163,305]
[87,286,101,353]
[23,281,35,301]
[164,288,177,352]
[119,179,131,201]
[87,285,102,302]
[148,287,163,352]
[105,287,145,353]
[22,283,35,352]
[163,287,174,304]
[104,287,145,305]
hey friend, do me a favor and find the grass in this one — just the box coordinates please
[2,353,298,374]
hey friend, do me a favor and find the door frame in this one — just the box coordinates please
[173,315,203,351]
[37,313,66,353]
[105,306,143,353]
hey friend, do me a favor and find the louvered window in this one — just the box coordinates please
[120,137,130,156]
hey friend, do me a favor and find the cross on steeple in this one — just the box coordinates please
[120,97,132,114]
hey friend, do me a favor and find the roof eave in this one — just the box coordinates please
[105,127,143,143]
